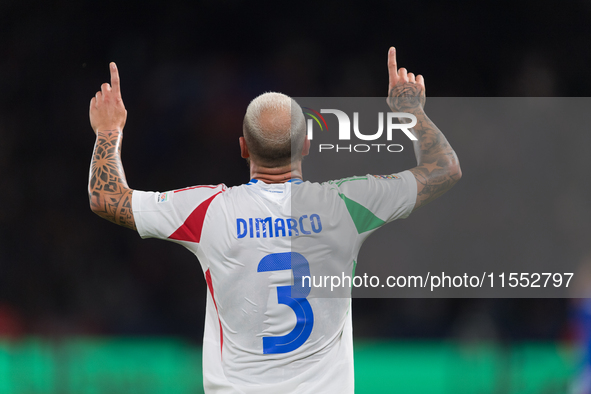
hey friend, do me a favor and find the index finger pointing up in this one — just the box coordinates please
[387,47,397,90]
[110,62,121,96]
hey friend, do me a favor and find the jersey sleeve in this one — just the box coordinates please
[132,184,226,242]
[329,170,417,234]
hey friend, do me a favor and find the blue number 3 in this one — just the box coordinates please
[257,252,314,354]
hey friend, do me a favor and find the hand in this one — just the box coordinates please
[386,47,426,112]
[90,62,127,134]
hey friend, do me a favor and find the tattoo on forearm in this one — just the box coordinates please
[88,131,136,230]
[389,83,461,210]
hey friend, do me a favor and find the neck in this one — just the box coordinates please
[249,161,303,184]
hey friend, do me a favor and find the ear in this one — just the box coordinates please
[301,136,310,157]
[239,137,250,158]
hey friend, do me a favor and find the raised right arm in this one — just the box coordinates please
[386,47,462,211]
[88,63,136,230]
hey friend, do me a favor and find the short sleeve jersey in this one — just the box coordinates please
[132,170,417,394]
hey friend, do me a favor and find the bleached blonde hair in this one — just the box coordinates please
[243,92,306,167]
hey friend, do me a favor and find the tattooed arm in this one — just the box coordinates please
[88,63,136,230]
[386,47,462,211]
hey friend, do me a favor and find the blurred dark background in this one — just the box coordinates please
[0,0,590,345]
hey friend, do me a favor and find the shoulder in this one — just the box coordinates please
[319,171,417,221]
[133,183,228,212]
[324,172,413,190]
[172,183,228,195]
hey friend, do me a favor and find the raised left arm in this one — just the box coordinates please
[386,47,461,211]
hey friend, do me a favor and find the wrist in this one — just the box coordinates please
[406,106,425,116]
[390,107,425,119]
[95,128,124,136]
[387,102,425,115]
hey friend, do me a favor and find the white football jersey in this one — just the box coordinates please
[132,170,417,393]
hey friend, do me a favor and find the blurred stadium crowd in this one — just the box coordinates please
[0,0,590,345]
